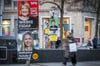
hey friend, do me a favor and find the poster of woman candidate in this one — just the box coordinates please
[17,0,39,33]
[17,0,39,59]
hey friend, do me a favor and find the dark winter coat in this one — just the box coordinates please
[64,35,76,58]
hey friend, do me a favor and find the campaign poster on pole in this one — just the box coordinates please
[49,19,58,35]
[17,0,39,59]
[17,0,39,32]
[49,19,59,41]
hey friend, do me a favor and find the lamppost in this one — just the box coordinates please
[60,0,64,46]
[40,0,65,46]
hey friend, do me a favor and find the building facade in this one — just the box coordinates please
[0,0,99,49]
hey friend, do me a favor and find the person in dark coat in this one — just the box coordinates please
[63,31,77,66]
[92,36,97,49]
[55,37,61,48]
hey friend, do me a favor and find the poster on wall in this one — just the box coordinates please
[17,0,39,59]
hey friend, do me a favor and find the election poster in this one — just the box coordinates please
[49,19,58,35]
[17,0,39,32]
[17,0,39,59]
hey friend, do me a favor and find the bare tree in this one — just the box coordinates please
[95,0,100,37]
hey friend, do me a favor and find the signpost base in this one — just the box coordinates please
[51,41,56,48]
[26,59,30,66]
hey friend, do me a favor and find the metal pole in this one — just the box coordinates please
[60,0,64,47]
[26,54,31,66]
[26,59,30,66]
[52,41,56,48]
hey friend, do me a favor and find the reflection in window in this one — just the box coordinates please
[2,19,10,36]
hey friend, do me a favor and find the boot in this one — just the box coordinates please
[63,57,69,66]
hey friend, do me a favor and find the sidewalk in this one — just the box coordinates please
[0,61,100,66]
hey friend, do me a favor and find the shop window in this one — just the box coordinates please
[2,19,11,36]
[42,17,70,49]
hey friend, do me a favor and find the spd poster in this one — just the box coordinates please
[17,0,39,59]
[17,0,39,32]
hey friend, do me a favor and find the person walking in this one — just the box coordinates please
[63,31,77,66]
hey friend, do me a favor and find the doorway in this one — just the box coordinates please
[84,18,92,42]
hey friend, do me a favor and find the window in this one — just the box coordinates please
[13,1,17,10]
[2,19,11,36]
[4,0,11,6]
[4,0,18,11]
[4,0,12,10]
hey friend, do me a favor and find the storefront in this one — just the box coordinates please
[41,16,70,48]
[0,0,98,49]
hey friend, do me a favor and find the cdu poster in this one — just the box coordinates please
[17,0,39,59]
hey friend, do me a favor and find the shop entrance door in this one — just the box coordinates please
[84,19,91,42]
